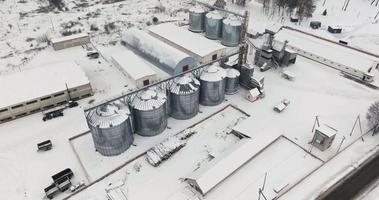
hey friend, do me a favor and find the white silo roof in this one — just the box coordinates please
[200,64,227,82]
[170,75,200,95]
[189,6,206,13]
[131,89,167,111]
[87,104,130,129]
[122,28,194,71]
[223,15,242,26]
[226,68,240,78]
[206,10,223,20]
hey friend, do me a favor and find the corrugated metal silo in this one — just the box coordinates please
[225,68,240,94]
[199,64,227,106]
[189,7,206,33]
[87,103,134,156]
[169,75,200,120]
[221,15,242,47]
[205,11,223,40]
[130,89,167,136]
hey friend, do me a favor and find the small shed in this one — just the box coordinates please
[111,50,157,88]
[310,21,321,29]
[51,33,90,50]
[311,124,337,151]
[328,26,342,34]
[246,88,261,102]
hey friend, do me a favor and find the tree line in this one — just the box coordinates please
[262,0,316,22]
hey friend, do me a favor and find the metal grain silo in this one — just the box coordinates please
[221,15,242,47]
[87,103,134,156]
[189,7,206,33]
[199,64,227,106]
[130,89,167,137]
[205,11,223,40]
[225,68,240,94]
[169,75,200,120]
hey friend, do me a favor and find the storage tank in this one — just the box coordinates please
[199,64,227,106]
[225,68,240,94]
[130,89,167,136]
[189,7,206,33]
[169,75,200,120]
[205,11,223,40]
[221,15,242,47]
[122,29,197,75]
[87,103,134,156]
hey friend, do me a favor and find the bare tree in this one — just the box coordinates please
[366,101,379,134]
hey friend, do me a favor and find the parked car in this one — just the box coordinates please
[37,140,52,152]
[274,99,290,113]
[67,100,79,108]
[43,110,64,121]
[259,63,271,72]
[87,51,99,59]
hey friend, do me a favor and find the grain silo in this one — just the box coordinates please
[221,15,242,47]
[199,64,227,106]
[169,75,200,120]
[122,29,197,75]
[225,68,240,94]
[130,89,167,137]
[205,11,223,40]
[87,103,134,156]
[189,7,206,33]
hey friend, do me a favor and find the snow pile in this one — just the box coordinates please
[146,128,197,166]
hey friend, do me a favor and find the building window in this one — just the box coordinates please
[212,54,217,61]
[182,65,189,72]
[0,108,8,113]
[143,79,150,86]
[41,96,52,101]
[26,100,38,105]
[11,104,23,109]
[54,92,65,97]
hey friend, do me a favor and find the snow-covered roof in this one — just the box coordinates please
[226,68,240,78]
[122,28,195,70]
[189,6,206,14]
[130,89,167,111]
[200,64,227,82]
[111,50,157,81]
[0,61,90,109]
[275,29,379,74]
[170,75,200,95]
[206,10,223,20]
[51,33,89,43]
[316,124,337,137]
[248,88,261,97]
[185,134,282,195]
[87,104,130,129]
[148,23,226,57]
[223,15,242,26]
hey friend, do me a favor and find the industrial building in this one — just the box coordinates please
[148,23,227,64]
[0,62,93,123]
[51,33,90,50]
[275,28,379,82]
[122,28,197,75]
[111,50,157,88]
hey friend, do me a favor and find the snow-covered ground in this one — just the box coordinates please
[1,0,379,200]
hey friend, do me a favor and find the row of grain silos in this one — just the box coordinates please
[86,64,240,156]
[188,7,242,47]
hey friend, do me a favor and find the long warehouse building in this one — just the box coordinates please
[274,28,379,82]
[0,62,93,123]
[111,50,157,88]
[148,23,228,64]
[122,28,198,75]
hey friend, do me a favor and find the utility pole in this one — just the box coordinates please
[336,136,346,153]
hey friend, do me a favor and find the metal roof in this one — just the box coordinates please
[316,124,337,137]
[226,68,240,78]
[87,104,130,129]
[170,75,200,95]
[51,33,89,43]
[200,64,227,82]
[130,89,167,111]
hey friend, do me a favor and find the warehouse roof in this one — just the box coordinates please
[274,29,379,74]
[0,62,90,109]
[185,134,281,195]
[148,23,227,57]
[123,28,195,70]
[111,50,157,81]
[51,33,89,44]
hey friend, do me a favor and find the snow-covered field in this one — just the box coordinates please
[1,0,379,199]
